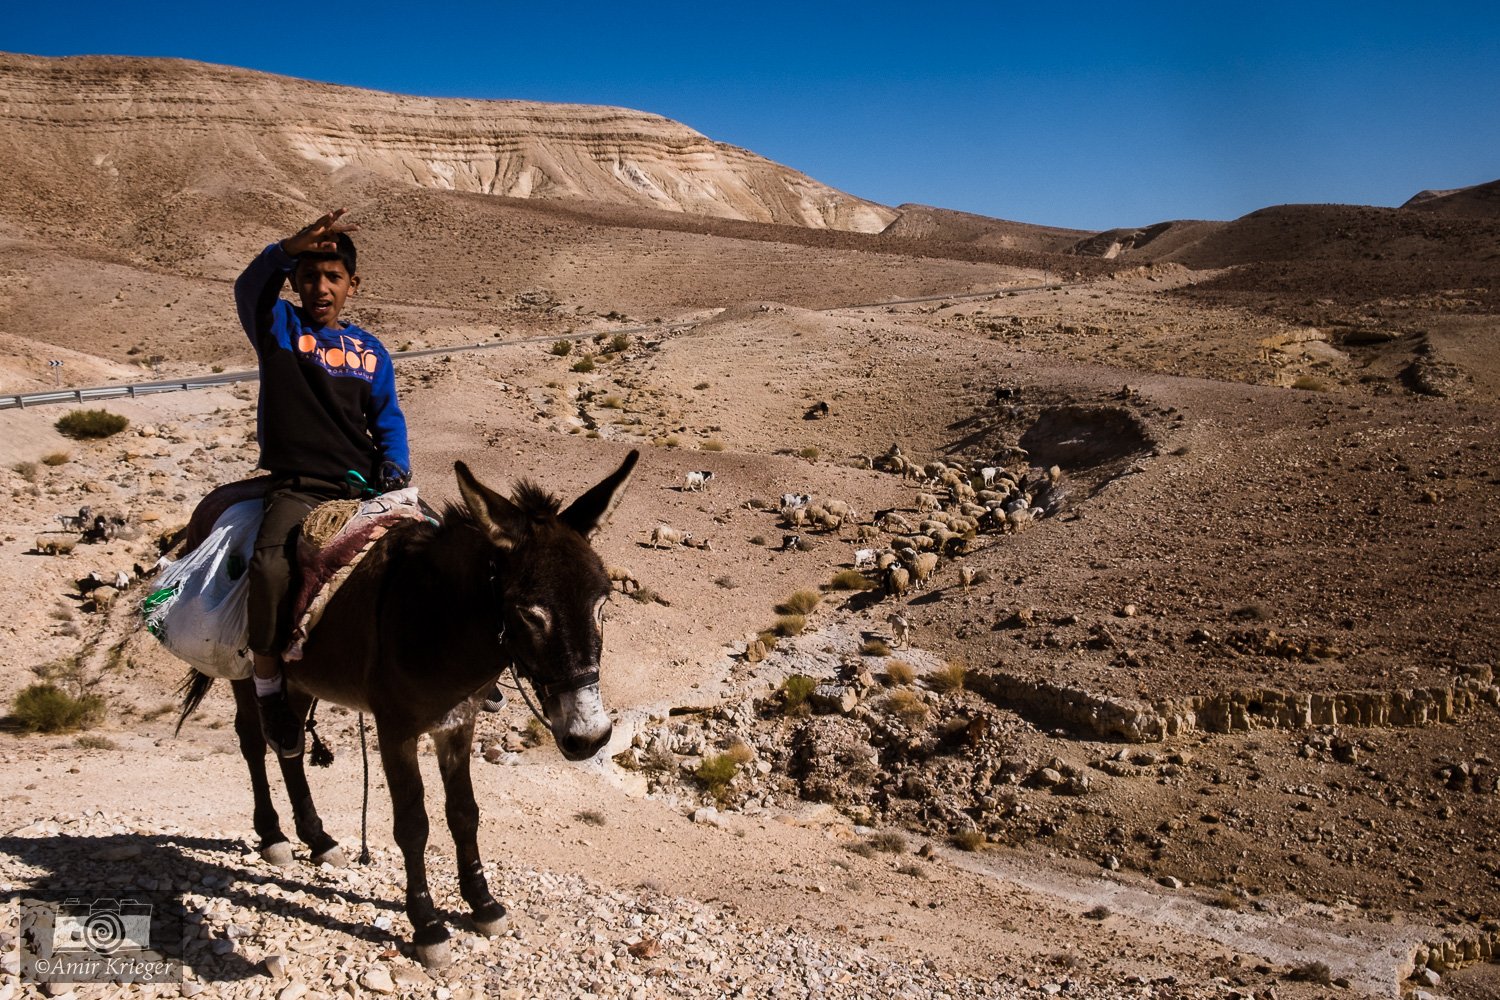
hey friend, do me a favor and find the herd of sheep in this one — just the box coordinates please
[643,445,1070,615]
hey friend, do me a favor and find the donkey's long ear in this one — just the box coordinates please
[455,461,524,550]
[561,449,639,538]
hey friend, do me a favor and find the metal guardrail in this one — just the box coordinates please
[0,283,1061,411]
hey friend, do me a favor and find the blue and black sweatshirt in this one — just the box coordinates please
[235,243,409,485]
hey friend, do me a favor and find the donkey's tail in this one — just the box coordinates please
[175,670,215,735]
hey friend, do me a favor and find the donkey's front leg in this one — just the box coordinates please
[433,719,507,935]
[376,730,449,967]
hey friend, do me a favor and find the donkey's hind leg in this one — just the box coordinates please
[231,678,294,866]
[433,716,507,936]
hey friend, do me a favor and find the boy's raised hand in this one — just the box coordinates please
[281,208,360,257]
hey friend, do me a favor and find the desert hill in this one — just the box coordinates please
[0,51,896,245]
[1402,178,1500,217]
[2,53,1500,1000]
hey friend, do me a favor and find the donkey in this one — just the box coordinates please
[177,450,638,966]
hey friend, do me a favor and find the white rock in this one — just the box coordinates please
[359,968,396,994]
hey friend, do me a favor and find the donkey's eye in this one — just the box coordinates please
[520,605,552,632]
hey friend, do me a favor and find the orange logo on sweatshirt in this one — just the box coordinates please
[297,333,380,377]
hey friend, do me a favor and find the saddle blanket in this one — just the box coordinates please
[283,487,431,662]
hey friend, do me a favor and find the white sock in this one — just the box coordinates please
[254,671,283,698]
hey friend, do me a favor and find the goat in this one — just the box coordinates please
[886,613,911,649]
[959,566,977,592]
[684,471,714,492]
[112,570,131,591]
[979,466,998,488]
[853,548,877,571]
[780,493,811,510]
[56,505,92,533]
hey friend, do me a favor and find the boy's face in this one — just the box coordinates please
[292,258,359,327]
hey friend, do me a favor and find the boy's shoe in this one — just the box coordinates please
[258,690,305,759]
[480,682,506,713]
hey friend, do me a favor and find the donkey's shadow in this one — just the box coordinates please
[0,832,433,983]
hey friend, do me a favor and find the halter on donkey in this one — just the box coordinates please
[177,450,638,967]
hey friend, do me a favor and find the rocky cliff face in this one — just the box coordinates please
[0,53,896,236]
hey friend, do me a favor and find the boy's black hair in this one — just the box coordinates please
[296,232,358,277]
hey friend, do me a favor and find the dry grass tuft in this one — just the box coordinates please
[884,660,916,686]
[776,590,821,615]
[868,830,907,853]
[41,452,70,467]
[927,660,968,694]
[860,639,891,657]
[951,829,985,851]
[829,569,874,591]
[773,614,806,637]
[798,446,820,461]
[882,688,929,727]
[13,683,105,733]
[574,809,607,827]
[700,439,726,452]
[780,674,816,715]
[56,409,128,439]
[550,339,573,356]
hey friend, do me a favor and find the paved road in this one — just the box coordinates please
[0,282,1060,410]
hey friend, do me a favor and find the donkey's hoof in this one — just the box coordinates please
[312,845,347,868]
[260,841,295,867]
[413,939,451,970]
[472,912,509,937]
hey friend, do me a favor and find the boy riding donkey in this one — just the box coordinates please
[235,209,411,758]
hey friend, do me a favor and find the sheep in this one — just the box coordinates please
[686,536,713,551]
[876,551,901,571]
[922,461,948,481]
[35,535,76,555]
[88,586,118,612]
[782,506,809,528]
[854,523,880,541]
[950,481,976,502]
[904,551,940,588]
[823,499,856,521]
[959,566,978,592]
[853,548,877,571]
[650,525,694,548]
[887,613,911,649]
[915,492,940,512]
[607,566,641,593]
[684,470,714,492]
[883,564,911,598]
[878,512,914,533]
[812,510,843,532]
[1005,507,1035,532]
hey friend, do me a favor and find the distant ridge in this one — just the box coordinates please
[0,52,896,235]
[1401,179,1500,218]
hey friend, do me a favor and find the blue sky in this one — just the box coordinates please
[6,1,1497,230]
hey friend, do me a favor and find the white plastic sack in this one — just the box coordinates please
[141,499,262,679]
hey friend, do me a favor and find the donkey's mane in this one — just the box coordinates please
[511,480,562,518]
[437,480,562,537]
